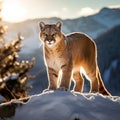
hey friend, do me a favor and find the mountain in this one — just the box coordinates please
[96,25,120,95]
[0,91,120,120]
[3,7,120,54]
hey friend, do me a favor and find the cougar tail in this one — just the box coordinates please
[98,69,111,96]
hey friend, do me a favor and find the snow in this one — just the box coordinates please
[3,73,19,81]
[0,90,120,120]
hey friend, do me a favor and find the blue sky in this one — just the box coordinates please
[2,0,120,22]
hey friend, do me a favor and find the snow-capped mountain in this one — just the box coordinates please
[3,7,120,54]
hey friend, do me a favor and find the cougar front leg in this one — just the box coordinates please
[47,67,59,90]
[60,65,72,90]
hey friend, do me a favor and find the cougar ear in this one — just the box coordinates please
[39,22,45,31]
[56,21,62,30]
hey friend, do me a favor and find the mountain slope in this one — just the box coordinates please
[93,7,120,28]
[96,25,120,95]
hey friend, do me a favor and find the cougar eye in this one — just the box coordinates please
[52,33,56,37]
[43,33,47,37]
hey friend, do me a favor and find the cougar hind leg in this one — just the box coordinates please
[73,71,84,93]
[84,63,111,96]
[83,64,99,93]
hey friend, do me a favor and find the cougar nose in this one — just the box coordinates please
[48,39,51,42]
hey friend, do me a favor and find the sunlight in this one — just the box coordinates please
[2,0,27,22]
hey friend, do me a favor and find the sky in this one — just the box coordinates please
[1,0,120,22]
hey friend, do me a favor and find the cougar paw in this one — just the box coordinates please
[57,87,69,91]
[43,88,50,92]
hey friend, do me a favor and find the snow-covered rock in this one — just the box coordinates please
[0,91,120,120]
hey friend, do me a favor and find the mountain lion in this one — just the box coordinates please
[39,21,111,96]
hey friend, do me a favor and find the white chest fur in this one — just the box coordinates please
[45,54,64,71]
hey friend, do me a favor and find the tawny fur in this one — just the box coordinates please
[39,21,111,96]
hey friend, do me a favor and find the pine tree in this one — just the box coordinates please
[0,2,35,102]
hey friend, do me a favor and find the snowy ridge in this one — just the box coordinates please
[0,91,120,120]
